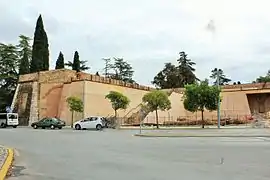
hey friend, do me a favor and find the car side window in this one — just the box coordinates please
[40,118,47,122]
[82,118,90,122]
[91,117,98,121]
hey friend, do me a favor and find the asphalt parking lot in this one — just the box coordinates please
[1,127,270,180]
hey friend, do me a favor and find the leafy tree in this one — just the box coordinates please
[66,51,89,72]
[55,51,65,69]
[66,96,83,128]
[152,63,182,88]
[30,14,49,72]
[152,51,197,88]
[18,35,31,75]
[105,91,130,127]
[0,43,19,111]
[183,80,220,128]
[210,68,231,85]
[110,58,135,83]
[254,70,270,83]
[255,76,270,83]
[177,51,198,85]
[19,51,30,75]
[102,58,113,77]
[142,90,171,128]
[17,35,32,59]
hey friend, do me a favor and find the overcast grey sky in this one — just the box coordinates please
[0,0,270,86]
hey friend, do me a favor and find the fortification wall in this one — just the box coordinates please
[84,81,150,118]
[17,69,154,125]
[145,90,252,124]
[38,81,84,125]
[16,69,270,126]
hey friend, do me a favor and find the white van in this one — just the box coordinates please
[0,113,19,128]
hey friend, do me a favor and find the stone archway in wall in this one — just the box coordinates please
[247,93,270,114]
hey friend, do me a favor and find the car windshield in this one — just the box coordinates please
[8,114,18,119]
[51,118,61,122]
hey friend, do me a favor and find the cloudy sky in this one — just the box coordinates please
[0,0,270,86]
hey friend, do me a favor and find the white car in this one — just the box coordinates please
[73,116,105,130]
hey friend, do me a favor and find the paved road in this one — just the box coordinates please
[0,127,270,180]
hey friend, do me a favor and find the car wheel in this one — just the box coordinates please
[12,125,17,128]
[50,125,55,129]
[58,127,62,129]
[33,124,38,129]
[75,124,81,130]
[96,124,102,131]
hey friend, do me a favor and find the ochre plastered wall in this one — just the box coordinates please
[38,81,84,125]
[145,90,252,124]
[15,69,270,126]
[84,81,150,118]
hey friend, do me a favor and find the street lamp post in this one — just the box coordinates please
[217,69,221,129]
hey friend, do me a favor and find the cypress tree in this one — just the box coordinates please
[72,51,80,72]
[30,14,49,73]
[19,51,30,75]
[65,51,90,72]
[55,51,65,69]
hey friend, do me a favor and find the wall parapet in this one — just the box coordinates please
[18,69,155,91]
[18,73,39,82]
[222,82,270,91]
[19,69,270,93]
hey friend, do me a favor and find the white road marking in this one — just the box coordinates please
[220,137,265,142]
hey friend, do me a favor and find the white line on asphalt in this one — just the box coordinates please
[256,137,270,141]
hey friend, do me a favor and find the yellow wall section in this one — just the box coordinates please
[145,91,252,124]
[84,81,149,118]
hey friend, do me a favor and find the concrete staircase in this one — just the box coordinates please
[122,90,174,125]
[125,109,150,125]
[123,104,142,125]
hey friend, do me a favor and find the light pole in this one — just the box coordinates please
[216,68,221,129]
[139,109,143,134]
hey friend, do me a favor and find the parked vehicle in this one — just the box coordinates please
[0,113,19,128]
[31,117,66,129]
[73,116,105,130]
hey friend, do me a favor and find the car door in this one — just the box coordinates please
[81,118,91,129]
[89,117,98,128]
[38,118,47,127]
[44,118,51,127]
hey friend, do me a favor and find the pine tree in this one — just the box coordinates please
[19,51,30,75]
[55,51,65,69]
[30,14,49,73]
